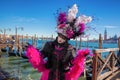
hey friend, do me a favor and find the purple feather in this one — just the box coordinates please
[58,12,67,24]
[79,23,85,33]
[66,29,74,38]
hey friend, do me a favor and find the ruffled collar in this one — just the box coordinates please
[55,45,63,51]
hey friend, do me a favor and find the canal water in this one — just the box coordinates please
[0,52,41,80]
[0,40,118,80]
[0,53,86,80]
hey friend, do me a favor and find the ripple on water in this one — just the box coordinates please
[0,53,41,80]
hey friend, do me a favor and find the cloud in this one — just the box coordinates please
[12,16,38,23]
[104,25,118,29]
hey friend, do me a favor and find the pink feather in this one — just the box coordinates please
[26,45,46,71]
[26,45,90,80]
[65,49,90,80]
[26,45,50,80]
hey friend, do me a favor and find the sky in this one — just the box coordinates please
[0,0,120,40]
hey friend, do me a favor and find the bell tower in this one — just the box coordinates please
[104,28,107,40]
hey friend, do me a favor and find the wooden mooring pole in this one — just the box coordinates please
[99,33,102,49]
[118,37,120,50]
[92,50,98,80]
[118,37,120,60]
[79,37,82,49]
[75,38,78,49]
[26,34,28,43]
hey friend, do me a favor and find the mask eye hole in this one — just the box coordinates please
[58,34,66,40]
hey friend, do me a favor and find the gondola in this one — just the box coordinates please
[8,51,18,56]
[1,48,7,52]
[21,54,28,59]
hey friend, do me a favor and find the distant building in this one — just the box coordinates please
[103,29,118,43]
[88,28,118,43]
[104,28,107,40]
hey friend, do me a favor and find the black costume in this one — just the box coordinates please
[41,38,75,80]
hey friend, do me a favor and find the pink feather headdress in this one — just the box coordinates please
[57,4,92,39]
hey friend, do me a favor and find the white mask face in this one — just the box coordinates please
[57,36,66,44]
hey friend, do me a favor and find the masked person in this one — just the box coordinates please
[26,4,92,80]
